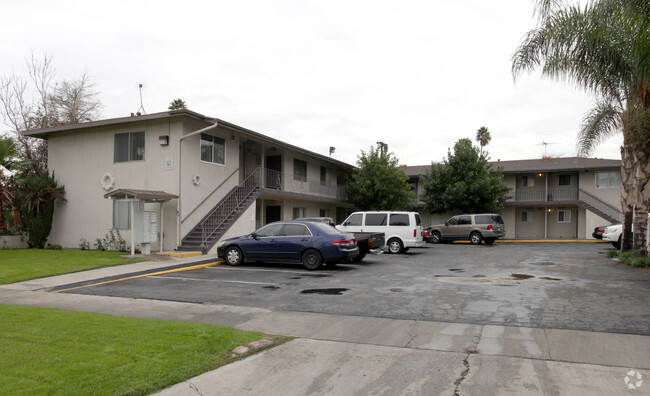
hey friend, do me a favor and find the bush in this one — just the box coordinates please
[16,172,65,248]
[103,229,128,252]
[94,238,105,251]
[79,238,90,250]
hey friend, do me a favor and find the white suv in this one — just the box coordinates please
[337,211,424,254]
[602,224,622,248]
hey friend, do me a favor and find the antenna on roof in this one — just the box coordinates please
[136,83,146,115]
[543,140,548,156]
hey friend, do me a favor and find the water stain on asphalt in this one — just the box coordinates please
[540,276,561,281]
[263,286,280,290]
[449,269,465,272]
[390,288,404,292]
[300,288,348,295]
[511,273,535,280]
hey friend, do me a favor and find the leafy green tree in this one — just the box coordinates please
[475,126,491,157]
[512,0,650,254]
[347,144,414,210]
[168,98,187,110]
[0,138,17,232]
[16,172,65,248]
[421,138,511,214]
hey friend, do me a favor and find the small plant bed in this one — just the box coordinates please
[0,304,289,395]
[0,249,145,285]
[606,249,650,268]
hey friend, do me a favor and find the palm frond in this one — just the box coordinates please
[577,100,622,156]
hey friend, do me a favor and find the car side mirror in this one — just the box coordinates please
[251,232,259,239]
[445,221,449,226]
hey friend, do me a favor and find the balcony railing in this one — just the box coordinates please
[262,168,348,201]
[511,187,578,202]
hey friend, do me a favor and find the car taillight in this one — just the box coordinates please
[487,225,493,230]
[368,237,373,248]
[423,230,429,237]
[413,229,417,237]
[332,238,356,247]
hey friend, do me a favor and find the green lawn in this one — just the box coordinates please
[0,249,145,285]
[0,304,286,395]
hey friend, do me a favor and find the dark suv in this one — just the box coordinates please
[427,214,505,245]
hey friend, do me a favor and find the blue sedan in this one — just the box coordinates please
[217,221,359,270]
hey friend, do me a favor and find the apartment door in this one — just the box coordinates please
[265,205,281,224]
[265,155,282,189]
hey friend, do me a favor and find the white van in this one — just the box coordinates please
[337,211,425,254]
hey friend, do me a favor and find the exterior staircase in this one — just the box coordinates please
[578,189,623,224]
[178,168,261,253]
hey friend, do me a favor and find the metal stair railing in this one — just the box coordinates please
[578,188,623,223]
[199,167,262,249]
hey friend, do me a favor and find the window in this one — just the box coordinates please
[200,133,225,165]
[343,213,363,226]
[447,216,459,225]
[559,174,571,186]
[521,210,532,223]
[558,210,571,223]
[256,223,283,237]
[319,208,331,217]
[521,175,534,187]
[389,213,409,226]
[458,215,472,225]
[596,171,620,189]
[294,159,307,182]
[113,200,143,229]
[114,131,145,162]
[292,207,306,219]
[320,166,328,185]
[366,213,387,226]
[282,224,311,236]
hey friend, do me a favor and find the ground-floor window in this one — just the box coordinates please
[113,200,144,229]
[521,210,532,223]
[293,207,306,219]
[320,208,331,217]
[557,209,571,223]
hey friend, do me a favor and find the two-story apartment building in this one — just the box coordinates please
[403,157,622,239]
[25,110,355,254]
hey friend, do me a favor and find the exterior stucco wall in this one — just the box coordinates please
[578,169,621,207]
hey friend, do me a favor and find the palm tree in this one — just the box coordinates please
[475,126,491,157]
[512,0,650,255]
[168,98,187,110]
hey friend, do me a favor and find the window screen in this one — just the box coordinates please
[114,132,145,162]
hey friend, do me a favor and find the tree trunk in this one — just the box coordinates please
[620,145,634,251]
[632,145,650,256]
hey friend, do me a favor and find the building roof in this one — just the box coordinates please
[23,109,354,169]
[104,189,179,201]
[401,157,620,177]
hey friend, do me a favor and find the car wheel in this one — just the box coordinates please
[430,231,442,244]
[484,238,495,245]
[302,249,323,270]
[225,246,243,266]
[351,251,366,263]
[387,238,404,254]
[613,235,622,249]
[470,232,483,245]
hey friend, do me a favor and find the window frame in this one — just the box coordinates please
[558,174,571,186]
[521,175,534,188]
[521,210,532,223]
[595,171,620,189]
[200,133,226,165]
[114,131,145,163]
[294,159,307,182]
[557,209,571,223]
[292,207,306,219]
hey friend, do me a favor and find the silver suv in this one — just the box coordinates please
[427,214,505,245]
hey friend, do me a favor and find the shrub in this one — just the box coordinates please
[79,238,90,250]
[16,172,65,248]
[94,238,105,251]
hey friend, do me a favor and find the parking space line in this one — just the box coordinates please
[148,275,279,286]
[51,261,223,293]
[207,266,314,275]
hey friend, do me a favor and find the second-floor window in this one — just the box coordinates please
[294,159,307,182]
[559,174,571,186]
[114,131,145,162]
[596,171,620,189]
[200,133,225,165]
[521,175,534,187]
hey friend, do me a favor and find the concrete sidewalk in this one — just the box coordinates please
[1,257,648,395]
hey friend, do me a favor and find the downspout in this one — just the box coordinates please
[176,121,219,248]
[545,173,548,239]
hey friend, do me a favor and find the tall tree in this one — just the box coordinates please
[168,98,187,110]
[512,0,650,255]
[16,172,65,248]
[421,138,511,214]
[475,126,491,157]
[347,144,414,211]
[0,53,102,176]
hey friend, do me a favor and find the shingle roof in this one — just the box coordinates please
[401,157,620,176]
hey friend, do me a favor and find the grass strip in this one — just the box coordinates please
[0,304,285,395]
[0,250,145,285]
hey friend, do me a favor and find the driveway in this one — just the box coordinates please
[53,242,650,335]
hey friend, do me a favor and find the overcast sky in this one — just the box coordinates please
[2,0,622,166]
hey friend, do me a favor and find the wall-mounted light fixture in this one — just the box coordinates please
[538,173,544,177]
[159,135,169,146]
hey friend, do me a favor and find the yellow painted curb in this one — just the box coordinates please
[52,261,223,293]
[156,251,203,258]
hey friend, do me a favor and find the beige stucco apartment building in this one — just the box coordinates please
[25,110,355,254]
[404,157,622,239]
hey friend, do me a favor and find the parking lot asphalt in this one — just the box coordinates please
[1,242,649,395]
